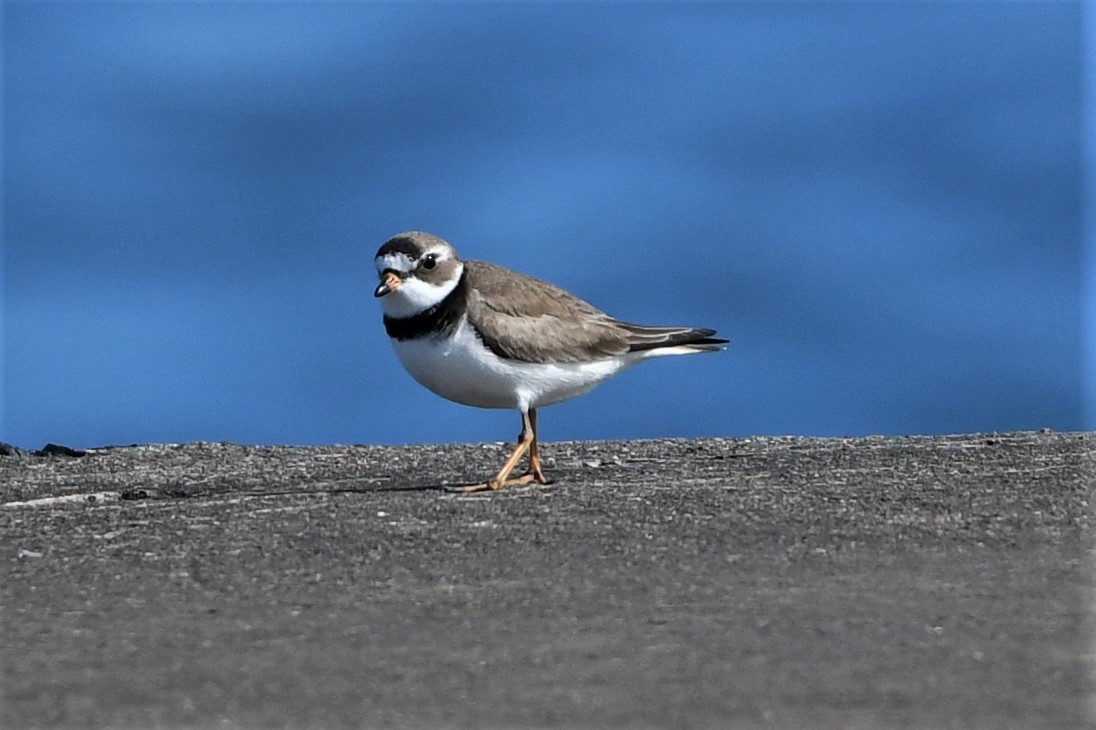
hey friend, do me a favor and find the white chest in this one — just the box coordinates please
[388,318,634,411]
[391,320,522,409]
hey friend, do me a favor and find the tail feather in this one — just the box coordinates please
[619,323,729,353]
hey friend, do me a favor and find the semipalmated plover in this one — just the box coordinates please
[374,231,728,492]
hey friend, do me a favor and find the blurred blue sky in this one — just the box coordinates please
[2,2,1093,449]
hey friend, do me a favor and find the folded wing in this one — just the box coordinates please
[464,261,727,363]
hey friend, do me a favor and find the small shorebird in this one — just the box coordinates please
[373,231,728,492]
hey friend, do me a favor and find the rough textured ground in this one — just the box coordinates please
[2,431,1094,729]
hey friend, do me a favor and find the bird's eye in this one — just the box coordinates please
[421,254,437,270]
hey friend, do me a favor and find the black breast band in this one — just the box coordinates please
[383,270,468,341]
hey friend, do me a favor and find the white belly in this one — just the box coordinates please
[390,319,636,411]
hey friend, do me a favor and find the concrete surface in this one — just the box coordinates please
[2,432,1094,728]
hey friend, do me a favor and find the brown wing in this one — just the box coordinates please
[463,261,631,363]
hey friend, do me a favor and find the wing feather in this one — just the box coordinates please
[462,261,728,362]
[463,261,629,362]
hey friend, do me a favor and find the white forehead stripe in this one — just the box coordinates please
[376,252,414,274]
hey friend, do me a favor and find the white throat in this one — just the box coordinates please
[380,263,464,319]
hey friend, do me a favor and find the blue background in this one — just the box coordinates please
[3,2,1093,449]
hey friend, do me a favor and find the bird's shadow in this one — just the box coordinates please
[129,483,453,501]
[318,482,495,495]
[337,483,450,494]
[328,480,553,495]
[124,478,547,502]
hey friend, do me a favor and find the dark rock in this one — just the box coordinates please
[0,442,27,457]
[35,444,87,457]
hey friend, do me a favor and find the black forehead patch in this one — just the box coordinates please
[375,235,424,260]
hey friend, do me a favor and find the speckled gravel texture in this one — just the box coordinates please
[2,432,1094,729]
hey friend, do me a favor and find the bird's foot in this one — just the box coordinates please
[449,472,545,494]
[525,467,551,485]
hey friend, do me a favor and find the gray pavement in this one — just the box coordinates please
[2,432,1093,728]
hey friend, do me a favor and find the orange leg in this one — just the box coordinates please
[457,410,539,493]
[523,408,550,484]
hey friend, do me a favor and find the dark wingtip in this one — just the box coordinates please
[624,325,730,353]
